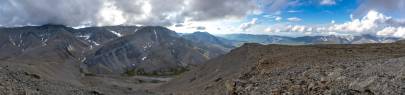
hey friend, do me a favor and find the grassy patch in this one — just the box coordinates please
[124,67,189,77]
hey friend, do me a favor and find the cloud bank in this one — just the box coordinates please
[0,0,257,27]
[240,18,258,31]
[265,10,405,37]
[354,0,405,18]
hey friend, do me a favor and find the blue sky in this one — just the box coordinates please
[258,0,358,24]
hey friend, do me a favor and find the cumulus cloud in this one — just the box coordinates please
[376,27,405,37]
[320,0,336,5]
[287,17,302,22]
[0,0,257,27]
[329,10,391,33]
[240,18,258,31]
[275,16,283,21]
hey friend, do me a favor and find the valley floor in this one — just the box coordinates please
[0,61,170,95]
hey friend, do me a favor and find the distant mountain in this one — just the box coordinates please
[218,34,401,45]
[84,27,227,75]
[181,32,237,52]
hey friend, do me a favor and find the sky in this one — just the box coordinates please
[1,0,405,37]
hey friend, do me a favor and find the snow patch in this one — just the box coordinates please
[77,35,91,40]
[89,40,100,46]
[142,56,147,60]
[153,29,158,40]
[81,57,87,62]
[143,42,152,51]
[8,36,16,46]
[110,30,123,37]
[321,37,329,41]
[67,45,75,51]
[41,39,48,46]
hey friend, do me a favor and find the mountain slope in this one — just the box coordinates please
[73,26,141,47]
[0,25,91,61]
[84,26,225,74]
[159,42,405,95]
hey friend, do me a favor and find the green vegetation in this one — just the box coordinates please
[124,67,189,77]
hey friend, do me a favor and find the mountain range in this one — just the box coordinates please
[84,26,228,75]
[218,34,401,45]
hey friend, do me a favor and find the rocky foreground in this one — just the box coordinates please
[159,43,405,95]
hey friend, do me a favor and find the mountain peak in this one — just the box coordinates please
[192,31,210,34]
[135,26,178,37]
[39,24,69,28]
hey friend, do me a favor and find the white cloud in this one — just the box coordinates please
[240,18,258,31]
[287,17,302,22]
[287,10,302,13]
[320,0,336,5]
[377,27,405,37]
[265,25,310,33]
[263,15,282,21]
[264,10,405,37]
[291,25,306,32]
[275,16,283,21]
[394,27,405,37]
[265,27,273,32]
[168,19,241,34]
[329,10,392,33]
[331,20,335,24]
[264,27,282,33]
[377,27,397,36]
